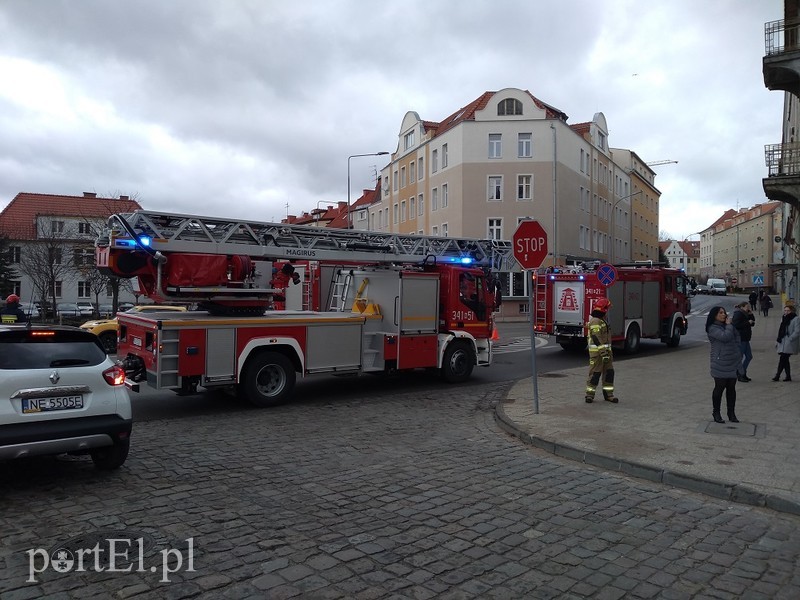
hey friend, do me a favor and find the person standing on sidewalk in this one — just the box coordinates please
[584,298,618,404]
[732,300,755,382]
[772,302,799,382]
[705,306,741,423]
[748,290,758,311]
[760,292,773,317]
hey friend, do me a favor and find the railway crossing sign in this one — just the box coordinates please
[512,220,548,270]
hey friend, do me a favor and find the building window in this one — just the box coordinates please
[78,222,93,235]
[10,281,21,295]
[409,196,416,217]
[489,134,502,159]
[432,226,438,236]
[383,176,389,196]
[488,218,502,240]
[497,98,523,116]
[106,282,114,296]
[518,133,532,158]
[409,161,415,184]
[418,194,424,216]
[418,157,424,180]
[393,170,399,191]
[404,130,415,150]
[54,281,63,298]
[8,246,21,263]
[442,144,448,168]
[51,220,64,234]
[400,166,406,188]
[598,131,607,151]
[432,188,439,211]
[517,175,532,201]
[441,223,448,237]
[78,281,91,298]
[488,176,502,201]
[73,248,93,266]
[432,149,438,173]
[393,203,399,224]
[400,200,407,222]
[579,225,589,250]
[49,248,63,265]
[442,184,448,208]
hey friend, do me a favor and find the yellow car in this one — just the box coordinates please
[80,305,188,354]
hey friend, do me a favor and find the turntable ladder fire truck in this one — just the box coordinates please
[531,262,691,353]
[95,210,513,407]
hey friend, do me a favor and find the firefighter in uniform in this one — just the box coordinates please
[269,263,301,310]
[585,297,618,404]
[1,294,27,323]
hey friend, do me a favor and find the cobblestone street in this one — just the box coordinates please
[1,382,799,599]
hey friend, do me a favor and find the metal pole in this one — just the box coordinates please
[529,270,539,414]
[347,152,390,230]
[550,123,557,265]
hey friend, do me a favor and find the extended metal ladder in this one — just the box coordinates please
[329,270,353,311]
[100,209,516,270]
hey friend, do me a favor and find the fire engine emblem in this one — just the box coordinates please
[558,288,579,312]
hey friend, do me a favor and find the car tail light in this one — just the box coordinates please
[102,364,126,386]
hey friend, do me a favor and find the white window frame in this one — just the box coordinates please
[442,144,448,168]
[441,223,448,237]
[517,175,532,201]
[418,194,424,216]
[518,133,532,158]
[489,134,502,159]
[432,188,439,211]
[488,218,502,240]
[400,200,407,222]
[418,157,424,180]
[488,176,502,201]
[442,183,448,208]
[432,150,438,173]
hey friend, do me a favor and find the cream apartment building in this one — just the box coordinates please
[366,89,661,308]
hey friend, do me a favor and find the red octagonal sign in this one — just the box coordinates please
[513,220,549,270]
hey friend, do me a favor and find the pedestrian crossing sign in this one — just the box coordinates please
[752,275,764,285]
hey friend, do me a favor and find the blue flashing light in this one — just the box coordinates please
[579,275,585,280]
[138,236,151,247]
[459,257,474,265]
[549,275,555,280]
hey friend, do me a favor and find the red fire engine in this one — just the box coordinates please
[531,263,691,352]
[95,210,512,406]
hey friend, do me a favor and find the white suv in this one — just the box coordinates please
[0,324,132,469]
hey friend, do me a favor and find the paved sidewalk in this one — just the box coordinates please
[495,306,800,516]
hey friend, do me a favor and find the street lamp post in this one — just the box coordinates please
[347,152,389,229]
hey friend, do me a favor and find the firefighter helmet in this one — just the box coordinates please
[5,294,20,305]
[594,298,612,312]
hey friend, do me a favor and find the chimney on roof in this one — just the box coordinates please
[83,192,97,198]
[337,201,347,210]
[119,195,129,201]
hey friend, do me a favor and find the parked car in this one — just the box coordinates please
[694,284,710,295]
[80,304,188,354]
[55,302,81,318]
[77,301,95,316]
[707,278,728,296]
[0,324,132,470]
[118,302,135,312]
[19,301,40,319]
[97,304,115,318]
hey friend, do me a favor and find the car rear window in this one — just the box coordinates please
[0,329,107,370]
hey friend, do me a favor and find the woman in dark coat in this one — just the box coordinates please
[706,306,742,423]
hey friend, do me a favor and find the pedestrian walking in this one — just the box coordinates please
[760,293,773,317]
[772,302,800,382]
[748,290,758,311]
[584,297,618,404]
[731,300,755,382]
[705,306,741,423]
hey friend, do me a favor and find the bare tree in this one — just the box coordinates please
[658,230,674,241]
[0,234,20,297]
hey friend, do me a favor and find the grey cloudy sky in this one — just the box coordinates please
[0,0,784,240]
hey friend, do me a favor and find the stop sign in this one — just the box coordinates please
[513,220,549,270]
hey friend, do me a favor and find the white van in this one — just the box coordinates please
[706,278,727,296]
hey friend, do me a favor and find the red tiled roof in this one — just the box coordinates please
[0,192,142,239]
[678,240,699,256]
[431,90,568,138]
[570,122,591,137]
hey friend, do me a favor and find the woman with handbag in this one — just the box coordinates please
[772,303,800,382]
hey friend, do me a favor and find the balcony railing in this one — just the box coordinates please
[765,142,800,176]
[765,18,800,56]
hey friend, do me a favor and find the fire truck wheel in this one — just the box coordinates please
[666,322,682,348]
[99,331,118,354]
[441,341,474,383]
[239,352,295,407]
[624,323,641,354]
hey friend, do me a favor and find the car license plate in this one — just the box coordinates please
[22,396,84,413]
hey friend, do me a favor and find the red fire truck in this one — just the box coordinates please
[95,210,512,406]
[531,263,691,352]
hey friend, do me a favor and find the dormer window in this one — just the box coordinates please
[497,98,523,116]
[404,130,415,150]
